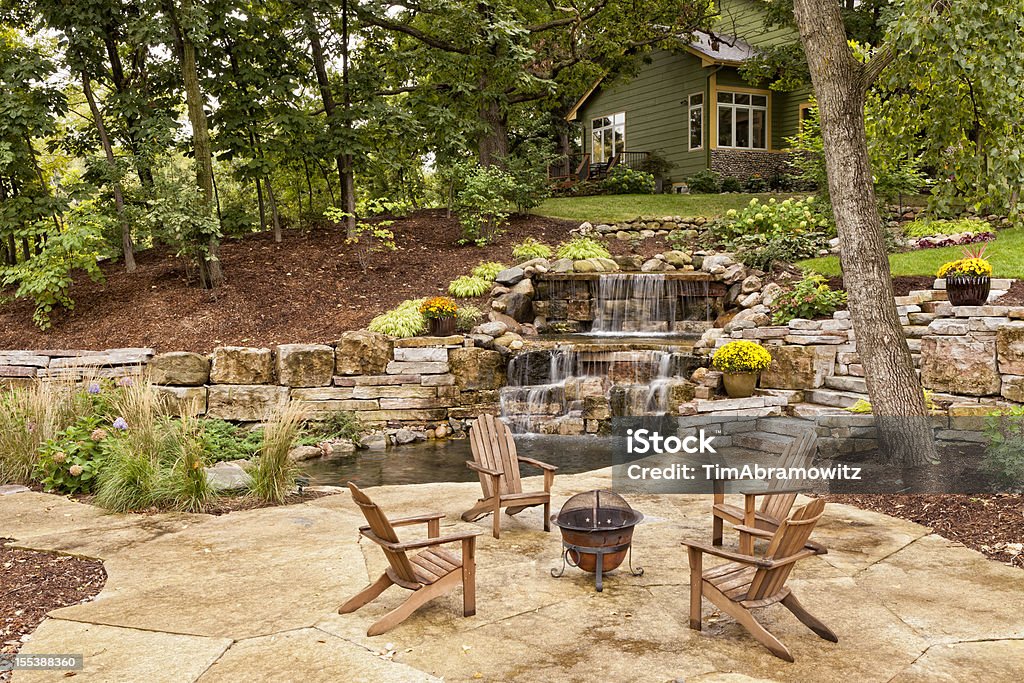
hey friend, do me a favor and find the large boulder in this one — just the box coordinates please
[276,344,335,387]
[148,352,210,386]
[210,347,274,385]
[335,330,393,376]
[494,267,525,286]
[207,385,289,421]
[921,337,1001,396]
[996,321,1024,375]
[205,461,252,492]
[760,346,837,390]
[504,293,534,323]
[449,347,505,390]
[153,386,208,417]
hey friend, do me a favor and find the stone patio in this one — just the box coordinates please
[2,470,1022,682]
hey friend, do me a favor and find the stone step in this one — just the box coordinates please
[731,431,793,454]
[803,389,867,409]
[790,402,849,417]
[824,376,868,393]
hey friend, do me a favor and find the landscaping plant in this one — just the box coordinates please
[325,207,397,272]
[448,275,491,298]
[419,296,458,319]
[936,244,993,279]
[34,414,114,495]
[711,341,773,374]
[455,304,483,331]
[556,236,611,260]
[770,274,848,325]
[472,261,506,280]
[685,169,722,194]
[511,237,553,261]
[903,217,990,239]
[249,401,306,504]
[368,298,427,337]
[983,406,1024,490]
[602,166,655,195]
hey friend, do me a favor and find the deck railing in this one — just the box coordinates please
[547,150,650,182]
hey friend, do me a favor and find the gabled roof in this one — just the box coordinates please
[565,31,761,121]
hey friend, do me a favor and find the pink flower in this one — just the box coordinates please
[69,465,84,477]
[90,428,108,442]
[52,451,67,464]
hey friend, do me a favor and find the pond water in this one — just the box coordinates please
[303,435,614,488]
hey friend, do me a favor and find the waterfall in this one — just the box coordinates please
[588,274,712,336]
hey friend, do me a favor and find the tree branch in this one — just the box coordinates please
[527,0,609,33]
[354,7,470,54]
[860,43,895,89]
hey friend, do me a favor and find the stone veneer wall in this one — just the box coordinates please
[0,332,507,428]
[710,149,796,180]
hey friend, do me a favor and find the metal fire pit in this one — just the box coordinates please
[550,489,644,592]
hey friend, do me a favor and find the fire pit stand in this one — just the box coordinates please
[549,489,644,592]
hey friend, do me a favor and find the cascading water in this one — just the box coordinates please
[500,346,702,434]
[588,274,713,335]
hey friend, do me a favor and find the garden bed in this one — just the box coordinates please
[827,494,1024,569]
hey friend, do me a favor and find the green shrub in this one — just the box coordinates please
[721,176,743,193]
[304,411,363,445]
[685,170,722,194]
[511,238,552,261]
[201,419,263,461]
[94,439,161,512]
[556,237,611,260]
[770,274,848,325]
[0,379,86,485]
[357,196,414,218]
[155,416,215,513]
[367,298,426,337]
[471,261,506,280]
[743,175,770,192]
[602,166,655,194]
[736,231,827,271]
[984,406,1024,490]
[448,275,491,298]
[722,196,830,242]
[903,217,990,238]
[453,164,519,245]
[249,402,305,504]
[455,305,484,332]
[34,414,113,494]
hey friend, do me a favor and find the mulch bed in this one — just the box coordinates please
[0,211,580,353]
[994,280,1024,306]
[0,540,106,664]
[827,494,1024,569]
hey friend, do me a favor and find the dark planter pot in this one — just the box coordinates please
[946,276,991,307]
[428,316,456,336]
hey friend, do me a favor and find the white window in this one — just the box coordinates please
[716,91,768,149]
[591,112,625,163]
[688,93,704,150]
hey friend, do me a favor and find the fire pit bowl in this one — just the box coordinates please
[550,489,644,591]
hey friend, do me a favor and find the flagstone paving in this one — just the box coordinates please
[2,471,1022,683]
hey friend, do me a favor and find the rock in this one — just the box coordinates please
[323,440,357,459]
[360,432,389,450]
[207,385,289,421]
[495,267,525,286]
[1001,376,1024,402]
[434,424,449,439]
[210,347,274,384]
[760,282,784,307]
[276,344,335,387]
[741,275,763,294]
[334,331,393,376]
[288,445,322,462]
[492,332,524,350]
[920,337,1001,396]
[153,386,208,417]
[504,293,534,323]
[996,321,1024,374]
[550,258,574,273]
[449,347,505,390]
[572,259,598,273]
[739,292,762,308]
[700,253,736,272]
[510,278,535,298]
[394,428,417,445]
[641,258,669,272]
[662,250,692,268]
[760,346,838,390]
[205,461,252,492]
[475,321,508,337]
[578,221,593,232]
[148,352,210,386]
[721,263,748,285]
[487,311,523,334]
[613,254,644,271]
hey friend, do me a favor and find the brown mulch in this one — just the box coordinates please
[994,280,1024,306]
[0,211,581,353]
[0,540,106,657]
[827,494,1024,569]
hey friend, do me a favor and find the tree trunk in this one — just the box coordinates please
[170,0,223,289]
[81,70,136,272]
[478,99,509,168]
[793,0,937,468]
[305,7,356,236]
[266,179,282,242]
[255,176,267,230]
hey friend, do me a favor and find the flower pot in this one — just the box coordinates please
[723,372,758,398]
[428,316,456,336]
[946,275,991,307]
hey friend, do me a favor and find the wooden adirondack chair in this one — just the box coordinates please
[339,483,482,636]
[461,414,558,539]
[713,430,818,554]
[684,498,836,662]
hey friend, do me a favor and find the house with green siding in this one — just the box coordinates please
[565,0,811,189]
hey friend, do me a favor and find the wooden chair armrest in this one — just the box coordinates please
[361,528,482,552]
[681,539,773,568]
[518,456,558,472]
[388,512,446,527]
[466,461,503,477]
[762,547,820,568]
[738,485,812,497]
[733,524,774,539]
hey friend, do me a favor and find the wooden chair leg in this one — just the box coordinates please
[492,496,502,539]
[712,514,723,547]
[704,584,794,662]
[687,547,702,631]
[782,592,837,642]
[367,572,461,637]
[339,573,392,614]
[462,538,476,617]
[543,499,550,532]
[461,499,493,523]
[740,495,756,555]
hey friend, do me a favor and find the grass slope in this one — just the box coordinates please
[800,227,1024,278]
[534,193,800,222]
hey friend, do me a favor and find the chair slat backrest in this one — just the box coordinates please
[760,430,818,522]
[746,498,826,601]
[348,483,418,585]
[469,415,522,497]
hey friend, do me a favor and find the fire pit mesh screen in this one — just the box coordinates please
[553,489,643,531]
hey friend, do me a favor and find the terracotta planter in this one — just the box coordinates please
[946,275,991,307]
[723,372,758,398]
[428,316,456,336]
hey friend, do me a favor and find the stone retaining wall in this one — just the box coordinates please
[0,333,506,430]
[710,149,796,180]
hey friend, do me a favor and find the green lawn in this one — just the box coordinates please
[800,227,1024,278]
[534,193,800,223]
